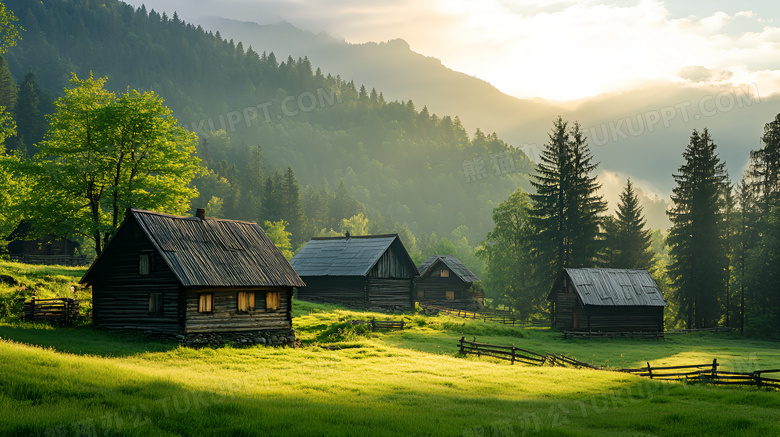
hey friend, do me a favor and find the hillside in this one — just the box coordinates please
[2,0,533,243]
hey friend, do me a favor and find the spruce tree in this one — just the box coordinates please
[530,117,606,285]
[667,128,729,328]
[13,69,46,155]
[280,166,305,246]
[603,179,654,269]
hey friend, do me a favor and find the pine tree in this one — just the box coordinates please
[280,166,305,245]
[0,55,16,114]
[530,117,607,285]
[13,69,46,155]
[260,173,283,223]
[602,179,654,269]
[667,128,729,328]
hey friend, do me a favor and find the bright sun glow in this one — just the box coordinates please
[122,0,780,102]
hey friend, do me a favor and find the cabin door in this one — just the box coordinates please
[573,309,579,330]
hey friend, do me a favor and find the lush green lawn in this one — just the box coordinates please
[1,262,779,436]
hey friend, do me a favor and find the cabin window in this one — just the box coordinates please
[266,291,280,311]
[237,292,255,312]
[139,253,152,275]
[199,294,213,313]
[148,293,163,315]
[417,289,425,299]
[446,291,455,300]
[440,269,450,278]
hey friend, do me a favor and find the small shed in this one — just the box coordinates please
[548,268,666,332]
[80,208,305,337]
[415,255,482,309]
[5,221,86,266]
[290,234,419,312]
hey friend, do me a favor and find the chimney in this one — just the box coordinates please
[345,231,351,239]
[196,208,206,220]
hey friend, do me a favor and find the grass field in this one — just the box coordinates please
[1,261,779,436]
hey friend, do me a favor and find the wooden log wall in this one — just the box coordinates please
[366,278,414,311]
[584,306,664,332]
[296,276,368,308]
[10,254,89,267]
[184,288,292,333]
[551,293,578,329]
[367,242,416,279]
[89,220,182,334]
[415,275,474,309]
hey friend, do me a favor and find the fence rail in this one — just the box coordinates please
[348,318,405,332]
[458,337,780,390]
[22,297,80,324]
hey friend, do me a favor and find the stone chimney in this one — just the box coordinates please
[196,208,206,220]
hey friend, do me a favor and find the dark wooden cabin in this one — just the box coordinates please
[5,221,86,266]
[290,234,419,312]
[415,255,482,309]
[548,268,666,332]
[80,208,305,336]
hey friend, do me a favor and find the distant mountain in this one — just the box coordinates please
[201,16,780,230]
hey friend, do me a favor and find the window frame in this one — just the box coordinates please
[445,290,455,300]
[237,291,255,313]
[148,292,163,315]
[139,253,152,275]
[265,291,280,311]
[417,289,425,300]
[198,293,214,313]
[440,269,450,278]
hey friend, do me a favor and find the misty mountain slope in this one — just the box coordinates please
[199,17,560,139]
[3,0,533,241]
[200,15,780,227]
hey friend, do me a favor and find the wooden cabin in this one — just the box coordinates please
[415,255,482,309]
[5,221,86,266]
[548,268,666,332]
[80,208,305,336]
[290,234,419,312]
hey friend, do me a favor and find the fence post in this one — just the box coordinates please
[647,362,653,379]
[459,336,465,354]
[711,359,718,378]
[511,343,515,365]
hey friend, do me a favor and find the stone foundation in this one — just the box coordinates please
[171,329,299,348]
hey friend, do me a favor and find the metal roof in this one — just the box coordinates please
[290,234,417,277]
[418,255,480,283]
[81,209,305,288]
[563,268,666,307]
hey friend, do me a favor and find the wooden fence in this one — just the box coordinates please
[563,330,665,340]
[348,318,405,331]
[424,304,546,328]
[458,337,780,390]
[618,360,780,389]
[22,297,80,324]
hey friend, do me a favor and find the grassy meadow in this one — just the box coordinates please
[1,261,779,436]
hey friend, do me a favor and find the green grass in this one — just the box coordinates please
[1,262,779,436]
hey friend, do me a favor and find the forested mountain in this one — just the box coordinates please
[2,0,533,244]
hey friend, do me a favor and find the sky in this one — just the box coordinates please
[122,0,780,101]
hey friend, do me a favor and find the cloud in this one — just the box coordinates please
[678,66,734,83]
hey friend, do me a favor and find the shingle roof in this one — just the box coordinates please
[418,255,480,283]
[562,268,666,307]
[81,209,305,288]
[290,234,418,277]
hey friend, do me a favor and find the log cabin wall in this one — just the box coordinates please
[550,291,580,329]
[366,278,414,311]
[89,219,182,334]
[368,242,416,279]
[583,306,664,332]
[184,287,292,333]
[296,276,368,308]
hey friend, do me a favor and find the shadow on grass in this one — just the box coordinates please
[0,318,177,357]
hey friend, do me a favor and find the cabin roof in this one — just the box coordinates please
[290,234,418,277]
[418,255,480,283]
[553,268,666,307]
[81,209,305,288]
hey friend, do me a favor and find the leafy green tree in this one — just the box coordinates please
[477,188,541,317]
[602,178,654,269]
[340,213,369,236]
[26,73,199,254]
[667,128,729,328]
[529,117,606,286]
[263,219,293,260]
[0,2,22,235]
